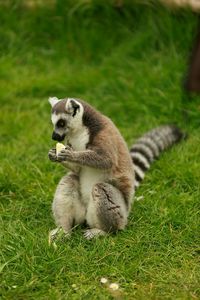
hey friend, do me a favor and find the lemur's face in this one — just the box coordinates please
[49,97,83,142]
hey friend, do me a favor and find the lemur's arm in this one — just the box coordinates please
[57,147,112,169]
[48,148,80,173]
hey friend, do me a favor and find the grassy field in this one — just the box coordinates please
[1,1,200,299]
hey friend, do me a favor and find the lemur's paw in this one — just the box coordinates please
[83,228,106,240]
[48,227,71,246]
[48,227,60,242]
[48,148,58,162]
[57,147,74,162]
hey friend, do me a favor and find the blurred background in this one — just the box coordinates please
[0,1,199,131]
[1,1,200,299]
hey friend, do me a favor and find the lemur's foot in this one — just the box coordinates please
[48,227,61,242]
[83,228,106,240]
[48,227,71,246]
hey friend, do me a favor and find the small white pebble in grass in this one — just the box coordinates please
[100,277,108,284]
[109,283,119,291]
[12,286,17,289]
[135,195,144,201]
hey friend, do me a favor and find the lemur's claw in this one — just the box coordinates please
[83,229,106,240]
[48,227,71,246]
[57,148,73,162]
[64,145,72,151]
[49,227,60,243]
[48,148,58,162]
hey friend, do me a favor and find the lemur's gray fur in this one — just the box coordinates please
[48,97,185,240]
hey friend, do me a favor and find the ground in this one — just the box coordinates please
[0,1,200,299]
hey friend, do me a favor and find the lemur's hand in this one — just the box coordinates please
[57,146,74,162]
[48,148,58,162]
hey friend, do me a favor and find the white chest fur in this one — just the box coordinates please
[68,127,89,151]
[68,126,107,204]
[79,167,108,205]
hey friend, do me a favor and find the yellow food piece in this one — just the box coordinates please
[56,143,65,156]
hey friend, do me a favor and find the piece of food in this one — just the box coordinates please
[56,142,65,156]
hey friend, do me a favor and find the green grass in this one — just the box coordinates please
[1,1,200,299]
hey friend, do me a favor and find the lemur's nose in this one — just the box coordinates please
[52,131,65,141]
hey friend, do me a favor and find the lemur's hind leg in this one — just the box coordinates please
[50,173,86,241]
[85,183,128,239]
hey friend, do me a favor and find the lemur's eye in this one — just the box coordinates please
[57,119,66,128]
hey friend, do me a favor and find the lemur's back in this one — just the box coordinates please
[91,115,135,205]
[76,103,135,207]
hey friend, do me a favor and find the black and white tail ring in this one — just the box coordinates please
[130,125,186,188]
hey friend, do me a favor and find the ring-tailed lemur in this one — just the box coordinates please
[48,97,186,240]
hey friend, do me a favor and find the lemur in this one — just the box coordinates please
[48,97,185,240]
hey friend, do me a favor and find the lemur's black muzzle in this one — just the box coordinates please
[52,131,65,142]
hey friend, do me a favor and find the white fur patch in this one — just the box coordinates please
[134,165,145,180]
[66,98,80,111]
[51,113,66,126]
[49,97,59,107]
[79,167,108,205]
[68,127,89,151]
[66,99,84,132]
[130,152,150,169]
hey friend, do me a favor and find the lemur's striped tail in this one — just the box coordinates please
[130,125,186,188]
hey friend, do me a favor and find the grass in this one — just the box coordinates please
[0,1,200,299]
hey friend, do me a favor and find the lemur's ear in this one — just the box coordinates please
[66,98,80,117]
[48,97,59,107]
